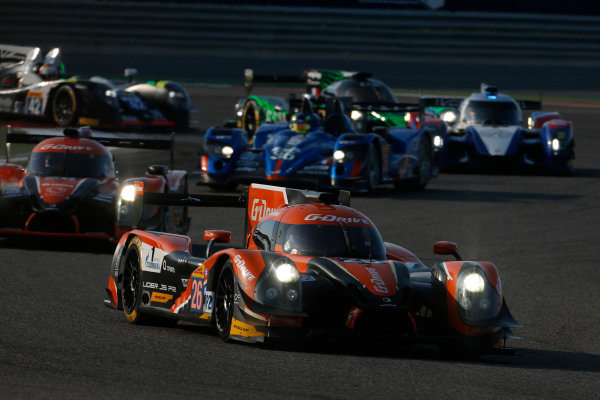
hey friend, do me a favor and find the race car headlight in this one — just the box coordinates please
[333,150,345,161]
[462,272,485,293]
[528,117,534,129]
[254,258,302,312]
[351,110,363,121]
[275,263,300,283]
[551,138,560,151]
[104,89,119,107]
[440,110,457,124]
[120,184,136,202]
[221,145,234,157]
[455,264,501,324]
[433,135,443,148]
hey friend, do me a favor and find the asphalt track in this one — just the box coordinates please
[1,84,600,399]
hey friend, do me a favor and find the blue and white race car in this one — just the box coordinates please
[423,85,574,173]
[198,99,443,193]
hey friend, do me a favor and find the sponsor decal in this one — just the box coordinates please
[250,198,277,222]
[144,253,161,273]
[181,278,189,288]
[40,144,93,151]
[305,214,370,224]
[161,259,175,273]
[203,291,215,313]
[230,318,265,338]
[134,181,144,195]
[192,265,206,279]
[143,281,176,292]
[367,267,389,294]
[151,292,173,303]
[233,255,256,281]
[345,306,363,330]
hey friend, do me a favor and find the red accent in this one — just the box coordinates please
[267,315,303,327]
[385,242,421,263]
[532,112,560,129]
[0,164,25,184]
[350,160,363,177]
[200,155,209,173]
[203,230,232,243]
[266,175,287,181]
[433,241,458,256]
[406,312,418,333]
[134,181,144,195]
[107,276,118,307]
[126,230,192,254]
[345,306,363,330]
[149,121,175,126]
[120,120,145,126]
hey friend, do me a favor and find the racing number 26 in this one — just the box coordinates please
[190,277,204,313]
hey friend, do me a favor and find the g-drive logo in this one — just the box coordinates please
[250,199,277,221]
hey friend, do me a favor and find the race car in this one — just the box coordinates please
[0,44,190,130]
[422,85,575,172]
[237,69,419,136]
[199,97,440,192]
[105,183,520,356]
[0,126,189,242]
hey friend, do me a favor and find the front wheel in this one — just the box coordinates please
[214,261,235,341]
[52,85,78,126]
[241,99,260,138]
[121,237,148,324]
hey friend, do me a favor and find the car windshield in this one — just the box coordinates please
[28,152,114,178]
[276,222,387,259]
[326,80,397,104]
[462,100,520,125]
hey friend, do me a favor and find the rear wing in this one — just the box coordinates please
[244,68,360,95]
[517,100,542,111]
[419,96,464,109]
[134,182,350,246]
[3,126,175,167]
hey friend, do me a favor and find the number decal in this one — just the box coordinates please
[203,291,215,313]
[26,97,43,115]
[190,276,204,313]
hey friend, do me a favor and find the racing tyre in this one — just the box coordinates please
[366,145,381,192]
[121,237,174,325]
[215,260,235,341]
[52,85,78,126]
[242,99,260,137]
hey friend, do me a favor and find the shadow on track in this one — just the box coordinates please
[0,236,115,254]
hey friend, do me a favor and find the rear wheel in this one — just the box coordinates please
[52,85,78,126]
[214,261,235,341]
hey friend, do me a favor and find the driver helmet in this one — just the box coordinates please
[38,64,59,81]
[290,113,320,134]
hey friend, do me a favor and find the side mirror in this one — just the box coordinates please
[433,241,461,260]
[204,230,232,258]
[124,68,138,83]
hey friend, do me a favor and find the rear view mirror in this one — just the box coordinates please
[204,230,232,258]
[433,241,461,260]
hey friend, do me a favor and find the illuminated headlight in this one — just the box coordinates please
[351,110,363,120]
[551,138,560,151]
[440,110,457,124]
[120,184,136,202]
[333,150,345,161]
[404,113,411,123]
[221,145,234,157]
[275,263,299,283]
[105,89,117,98]
[528,117,534,129]
[462,272,485,293]
[433,135,443,148]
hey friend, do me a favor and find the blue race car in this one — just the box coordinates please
[198,98,444,193]
[422,85,574,173]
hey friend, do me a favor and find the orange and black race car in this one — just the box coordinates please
[0,127,189,242]
[105,183,520,356]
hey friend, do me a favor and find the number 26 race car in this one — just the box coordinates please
[105,183,520,356]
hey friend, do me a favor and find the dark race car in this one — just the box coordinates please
[0,44,190,130]
[105,183,520,356]
[422,84,575,173]
[0,126,189,242]
[199,98,440,193]
[237,69,432,136]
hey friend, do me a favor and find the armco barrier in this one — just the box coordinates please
[1,0,599,66]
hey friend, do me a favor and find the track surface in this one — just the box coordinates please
[1,84,599,399]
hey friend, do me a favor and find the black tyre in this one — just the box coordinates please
[121,237,147,324]
[214,261,235,341]
[242,99,260,137]
[366,145,381,192]
[52,85,78,126]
